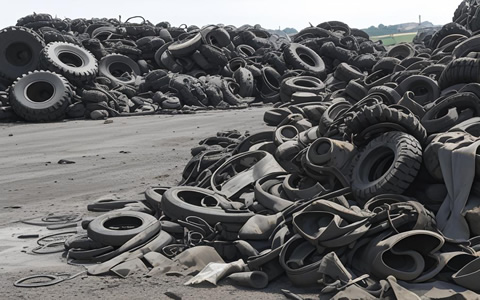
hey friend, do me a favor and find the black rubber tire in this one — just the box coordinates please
[98,54,140,86]
[161,186,254,228]
[0,26,45,80]
[386,44,415,60]
[372,57,401,73]
[421,92,480,133]
[345,79,368,101]
[9,70,72,122]
[168,33,202,57]
[204,27,231,48]
[344,103,427,146]
[351,131,422,204]
[334,62,365,82]
[438,57,480,90]
[283,43,326,78]
[280,76,325,102]
[452,35,480,58]
[233,67,254,97]
[221,78,244,106]
[429,22,471,49]
[264,108,291,126]
[87,211,159,247]
[198,44,228,67]
[395,75,440,106]
[319,101,351,133]
[160,50,183,73]
[40,42,97,83]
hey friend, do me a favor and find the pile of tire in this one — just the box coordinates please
[0,14,393,122]
[19,1,480,297]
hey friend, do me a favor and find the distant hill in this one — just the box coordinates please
[267,27,298,37]
[363,21,439,37]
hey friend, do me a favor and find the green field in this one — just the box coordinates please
[370,32,416,46]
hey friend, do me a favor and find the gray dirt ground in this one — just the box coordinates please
[0,108,318,300]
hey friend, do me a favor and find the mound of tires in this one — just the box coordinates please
[13,2,480,299]
[0,13,389,122]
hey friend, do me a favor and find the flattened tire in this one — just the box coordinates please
[283,43,326,78]
[40,42,98,83]
[0,26,45,80]
[161,186,254,230]
[98,54,140,86]
[351,132,422,204]
[9,70,72,122]
[87,211,159,247]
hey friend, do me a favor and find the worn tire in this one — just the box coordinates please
[351,131,422,204]
[40,42,98,83]
[345,103,427,146]
[161,186,254,228]
[9,71,72,122]
[87,211,159,247]
[98,54,140,86]
[283,43,326,78]
[0,26,45,80]
[438,57,480,89]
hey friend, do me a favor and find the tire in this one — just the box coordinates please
[87,211,159,247]
[221,78,244,105]
[429,22,471,49]
[438,57,480,90]
[9,71,72,122]
[421,92,480,133]
[198,44,228,67]
[452,35,480,58]
[161,186,254,228]
[204,27,231,48]
[0,26,45,80]
[372,57,401,73]
[168,33,202,57]
[40,42,97,83]
[334,63,365,82]
[233,67,254,97]
[344,103,427,146]
[395,75,440,106]
[386,43,415,60]
[351,131,422,204]
[98,54,140,86]
[280,76,325,102]
[160,50,183,73]
[283,43,326,78]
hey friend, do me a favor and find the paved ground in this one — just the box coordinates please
[0,108,318,300]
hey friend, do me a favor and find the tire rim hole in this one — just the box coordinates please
[281,128,297,139]
[58,52,84,68]
[104,216,143,230]
[298,52,315,67]
[26,81,55,103]
[315,140,332,155]
[363,148,395,182]
[294,79,317,88]
[264,70,280,90]
[6,42,32,66]
[411,85,429,96]
[109,62,133,81]
[178,191,220,208]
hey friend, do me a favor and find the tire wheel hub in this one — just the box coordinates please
[6,42,32,66]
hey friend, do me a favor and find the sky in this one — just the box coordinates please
[1,0,459,30]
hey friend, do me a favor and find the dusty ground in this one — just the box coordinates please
[0,108,318,300]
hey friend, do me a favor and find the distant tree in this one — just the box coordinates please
[378,24,386,29]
